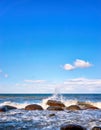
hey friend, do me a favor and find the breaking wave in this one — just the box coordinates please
[0,94,101,130]
[0,94,101,109]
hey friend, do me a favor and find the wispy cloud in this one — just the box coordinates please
[64,78,101,85]
[63,59,92,71]
[14,78,101,93]
[24,79,46,83]
[16,83,27,87]
[62,78,101,93]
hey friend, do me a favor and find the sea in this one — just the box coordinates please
[0,93,101,130]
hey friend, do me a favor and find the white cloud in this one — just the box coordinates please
[62,78,101,93]
[0,78,97,93]
[13,78,101,94]
[63,59,92,71]
[24,79,46,83]
[64,78,101,85]
[63,64,75,70]
[16,83,27,87]
[74,59,92,68]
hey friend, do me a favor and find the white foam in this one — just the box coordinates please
[63,99,78,107]
[40,94,65,109]
[0,95,101,110]
[87,101,101,109]
[0,101,29,109]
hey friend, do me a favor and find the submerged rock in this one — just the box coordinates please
[92,127,101,130]
[47,106,64,111]
[66,105,81,111]
[25,104,43,110]
[0,109,4,112]
[77,102,99,110]
[47,100,65,107]
[60,124,86,130]
[0,105,17,112]
[48,113,55,117]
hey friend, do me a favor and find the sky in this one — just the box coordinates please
[0,0,101,93]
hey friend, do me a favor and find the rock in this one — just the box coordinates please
[25,104,43,110]
[92,127,101,130]
[66,105,81,111]
[47,100,65,107]
[60,124,86,130]
[47,106,64,111]
[77,102,99,110]
[0,109,5,112]
[49,113,55,117]
[0,105,17,112]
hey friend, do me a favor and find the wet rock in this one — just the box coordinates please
[0,109,5,112]
[92,127,101,130]
[0,105,17,112]
[49,113,55,117]
[60,124,86,130]
[47,100,65,107]
[77,102,99,110]
[25,104,43,110]
[66,105,81,111]
[47,106,64,111]
[86,106,99,110]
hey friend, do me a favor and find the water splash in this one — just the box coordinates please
[0,101,29,109]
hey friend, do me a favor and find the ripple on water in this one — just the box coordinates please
[0,109,101,130]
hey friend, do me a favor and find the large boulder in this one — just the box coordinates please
[92,127,101,130]
[47,106,64,111]
[60,124,86,130]
[66,105,81,111]
[25,104,43,110]
[47,100,65,107]
[0,105,17,112]
[77,102,99,110]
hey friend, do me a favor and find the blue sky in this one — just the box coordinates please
[0,0,101,93]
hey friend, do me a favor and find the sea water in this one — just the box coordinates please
[0,94,101,130]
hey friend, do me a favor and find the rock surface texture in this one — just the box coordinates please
[25,104,43,110]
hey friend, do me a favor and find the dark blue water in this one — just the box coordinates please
[0,94,101,103]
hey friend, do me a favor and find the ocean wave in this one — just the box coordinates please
[40,94,101,109]
[0,95,101,130]
[0,101,29,109]
[0,95,101,109]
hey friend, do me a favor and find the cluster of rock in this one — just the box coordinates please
[46,100,99,111]
[0,100,99,112]
[46,100,101,130]
[0,100,101,130]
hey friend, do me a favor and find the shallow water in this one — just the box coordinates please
[0,94,101,130]
[0,109,101,130]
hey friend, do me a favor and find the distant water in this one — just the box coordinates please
[0,94,101,130]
